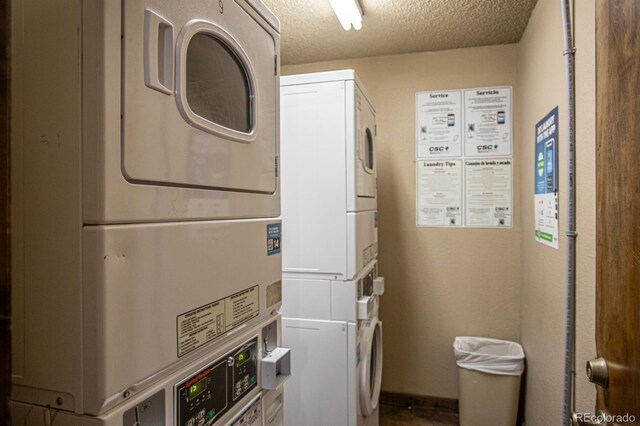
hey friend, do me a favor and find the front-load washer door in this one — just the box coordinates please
[356,90,377,200]
[359,317,383,417]
[122,1,277,194]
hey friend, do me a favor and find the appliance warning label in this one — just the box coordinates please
[177,286,259,358]
[267,223,281,256]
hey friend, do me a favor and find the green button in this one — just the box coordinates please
[207,409,215,420]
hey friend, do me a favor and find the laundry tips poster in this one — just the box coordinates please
[534,107,559,249]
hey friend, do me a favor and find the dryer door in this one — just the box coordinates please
[359,317,383,416]
[122,1,277,194]
[356,91,377,199]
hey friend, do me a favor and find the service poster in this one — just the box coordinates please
[464,87,512,157]
[464,158,513,227]
[416,160,463,227]
[414,86,514,228]
[534,107,559,249]
[416,90,463,158]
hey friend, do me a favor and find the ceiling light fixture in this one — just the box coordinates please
[328,0,363,31]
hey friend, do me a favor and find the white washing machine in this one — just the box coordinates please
[11,0,286,421]
[280,70,378,281]
[281,262,384,426]
[357,315,384,426]
[12,314,291,426]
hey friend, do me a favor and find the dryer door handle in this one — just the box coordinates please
[143,10,174,95]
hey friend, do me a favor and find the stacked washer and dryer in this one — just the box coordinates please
[280,70,385,426]
[11,1,289,425]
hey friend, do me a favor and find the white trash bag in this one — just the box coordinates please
[453,336,525,376]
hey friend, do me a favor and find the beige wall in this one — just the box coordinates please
[284,44,522,399]
[574,0,597,415]
[518,0,565,420]
[518,0,596,423]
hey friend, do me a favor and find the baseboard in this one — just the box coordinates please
[379,390,459,416]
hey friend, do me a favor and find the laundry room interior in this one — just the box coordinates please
[272,0,597,423]
[3,0,639,425]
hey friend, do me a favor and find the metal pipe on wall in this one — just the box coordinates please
[560,0,577,424]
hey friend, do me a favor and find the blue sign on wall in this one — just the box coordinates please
[535,107,558,195]
[534,107,559,249]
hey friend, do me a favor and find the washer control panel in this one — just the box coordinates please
[176,338,258,426]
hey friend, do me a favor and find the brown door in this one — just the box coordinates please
[595,0,640,421]
[1,0,11,423]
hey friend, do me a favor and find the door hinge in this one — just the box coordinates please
[274,54,278,76]
[275,155,279,177]
[374,125,377,136]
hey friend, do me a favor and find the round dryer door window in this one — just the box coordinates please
[359,317,383,416]
[176,21,258,142]
[185,33,253,133]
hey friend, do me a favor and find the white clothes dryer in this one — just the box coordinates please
[10,0,284,419]
[280,70,378,280]
[84,0,281,223]
[280,262,384,426]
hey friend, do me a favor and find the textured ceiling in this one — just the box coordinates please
[261,0,538,65]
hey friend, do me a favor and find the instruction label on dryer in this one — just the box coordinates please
[177,286,259,357]
[362,242,378,267]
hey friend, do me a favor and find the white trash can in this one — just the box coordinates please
[453,336,525,426]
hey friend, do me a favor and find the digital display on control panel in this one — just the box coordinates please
[236,349,251,366]
[188,377,207,400]
[176,338,258,426]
